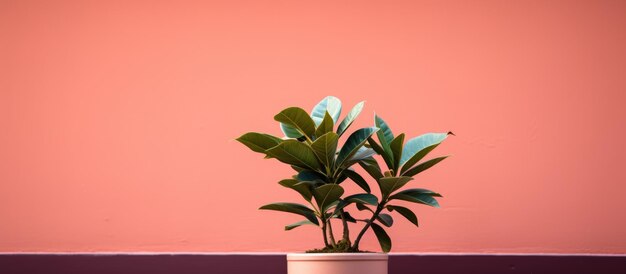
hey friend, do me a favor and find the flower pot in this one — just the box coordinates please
[287,253,388,274]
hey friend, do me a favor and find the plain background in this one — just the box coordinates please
[1,0,625,253]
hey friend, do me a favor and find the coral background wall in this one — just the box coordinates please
[1,0,625,253]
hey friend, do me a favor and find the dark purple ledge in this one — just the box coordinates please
[1,254,625,274]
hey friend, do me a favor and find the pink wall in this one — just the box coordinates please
[1,0,625,253]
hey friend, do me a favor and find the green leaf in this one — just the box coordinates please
[336,173,348,184]
[374,115,394,144]
[356,203,373,212]
[389,188,441,208]
[358,156,384,180]
[371,222,392,253]
[344,212,358,223]
[311,96,342,125]
[266,140,322,171]
[297,170,327,182]
[342,169,371,193]
[344,193,378,206]
[278,179,312,201]
[312,184,344,212]
[378,176,413,198]
[310,132,339,169]
[274,107,316,139]
[367,136,385,155]
[394,188,442,197]
[315,112,335,137]
[332,199,348,213]
[387,205,418,227]
[333,193,377,215]
[236,132,282,154]
[389,133,405,171]
[367,137,394,171]
[332,211,357,223]
[373,115,395,171]
[336,127,379,168]
[400,133,449,172]
[347,147,376,163]
[376,213,394,227]
[325,200,340,211]
[400,144,439,174]
[295,180,324,190]
[285,220,317,230]
[280,123,304,138]
[336,101,365,136]
[259,203,319,225]
[401,156,449,177]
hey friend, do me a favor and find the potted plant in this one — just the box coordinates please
[237,96,452,274]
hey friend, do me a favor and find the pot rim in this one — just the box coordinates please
[287,253,388,261]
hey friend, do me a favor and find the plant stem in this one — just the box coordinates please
[327,219,337,246]
[321,221,329,247]
[339,209,350,244]
[352,203,385,251]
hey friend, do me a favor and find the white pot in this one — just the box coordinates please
[287,253,388,274]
